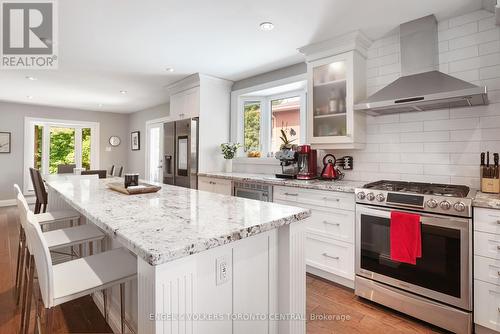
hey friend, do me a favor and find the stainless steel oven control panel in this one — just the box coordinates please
[354,188,472,218]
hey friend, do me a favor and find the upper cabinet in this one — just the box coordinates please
[300,31,371,149]
[167,74,233,173]
[170,86,200,121]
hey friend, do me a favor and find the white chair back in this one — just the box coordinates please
[24,210,54,308]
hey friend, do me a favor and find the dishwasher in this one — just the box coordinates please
[233,181,273,202]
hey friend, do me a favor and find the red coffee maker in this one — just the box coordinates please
[296,145,317,180]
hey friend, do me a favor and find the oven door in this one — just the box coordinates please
[355,204,471,311]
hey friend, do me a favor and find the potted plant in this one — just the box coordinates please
[220,142,241,173]
[279,129,296,151]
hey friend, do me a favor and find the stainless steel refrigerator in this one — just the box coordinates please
[163,118,198,189]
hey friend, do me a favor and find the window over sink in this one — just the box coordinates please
[234,79,307,159]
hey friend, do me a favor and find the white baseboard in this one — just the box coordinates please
[306,265,355,289]
[0,196,36,208]
[0,199,16,207]
[92,290,137,334]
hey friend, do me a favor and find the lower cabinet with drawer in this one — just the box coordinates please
[198,176,232,195]
[474,207,500,333]
[274,186,355,288]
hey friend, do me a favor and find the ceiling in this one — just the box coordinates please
[0,0,482,113]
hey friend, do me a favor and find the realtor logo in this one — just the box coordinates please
[1,0,58,69]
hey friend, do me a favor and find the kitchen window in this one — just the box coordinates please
[236,87,306,158]
[24,117,100,193]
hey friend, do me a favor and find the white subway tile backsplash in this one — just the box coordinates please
[424,118,480,131]
[404,174,451,184]
[379,122,422,133]
[479,17,497,32]
[379,143,424,153]
[439,41,449,53]
[481,77,500,90]
[424,164,478,177]
[480,115,500,128]
[400,131,450,143]
[450,129,483,141]
[366,67,379,78]
[378,63,400,76]
[366,133,400,144]
[401,153,450,164]
[423,141,481,153]
[357,152,400,163]
[399,109,450,122]
[450,69,479,82]
[379,43,400,56]
[367,53,399,69]
[449,57,481,72]
[450,176,480,189]
[450,153,479,165]
[479,41,500,55]
[367,114,400,124]
[450,103,500,119]
[439,22,478,41]
[379,163,423,174]
[479,65,500,79]
[480,141,500,151]
[448,29,499,50]
[448,10,493,28]
[440,45,478,63]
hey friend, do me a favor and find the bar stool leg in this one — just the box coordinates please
[19,250,29,333]
[15,229,24,292]
[120,283,125,333]
[89,241,93,256]
[45,307,54,334]
[16,239,26,305]
[103,289,108,322]
[22,255,35,334]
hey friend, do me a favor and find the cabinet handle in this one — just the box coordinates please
[323,197,340,202]
[284,193,298,196]
[323,221,340,226]
[322,253,339,260]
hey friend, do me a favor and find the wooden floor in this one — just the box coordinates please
[0,206,445,333]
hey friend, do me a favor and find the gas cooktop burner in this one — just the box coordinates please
[363,180,470,198]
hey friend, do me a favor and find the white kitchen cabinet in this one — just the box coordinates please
[198,176,232,196]
[474,207,500,333]
[299,32,369,150]
[170,86,200,121]
[273,186,355,288]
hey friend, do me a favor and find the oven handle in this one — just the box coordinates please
[356,204,470,228]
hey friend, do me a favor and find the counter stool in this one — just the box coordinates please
[16,192,105,334]
[13,184,80,303]
[24,210,136,334]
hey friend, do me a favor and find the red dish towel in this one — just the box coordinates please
[390,211,422,265]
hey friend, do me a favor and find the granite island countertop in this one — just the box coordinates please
[198,172,366,193]
[45,176,310,266]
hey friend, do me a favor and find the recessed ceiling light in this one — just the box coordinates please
[120,90,127,95]
[25,76,37,81]
[259,22,274,31]
[27,95,33,99]
[166,67,174,72]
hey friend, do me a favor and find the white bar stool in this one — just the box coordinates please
[15,191,105,334]
[13,184,80,301]
[25,210,136,334]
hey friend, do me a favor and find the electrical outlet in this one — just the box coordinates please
[216,256,230,285]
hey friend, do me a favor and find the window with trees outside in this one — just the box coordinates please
[240,91,305,157]
[24,118,99,193]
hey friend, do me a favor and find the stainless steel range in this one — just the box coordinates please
[354,180,473,334]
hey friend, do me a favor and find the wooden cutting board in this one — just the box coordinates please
[107,182,161,195]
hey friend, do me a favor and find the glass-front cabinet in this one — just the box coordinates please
[307,51,366,148]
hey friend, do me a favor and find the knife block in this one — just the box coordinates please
[481,177,500,193]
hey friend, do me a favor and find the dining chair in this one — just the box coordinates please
[109,165,115,176]
[81,170,107,179]
[57,164,76,174]
[16,191,105,334]
[29,168,48,214]
[24,210,136,334]
[115,166,124,177]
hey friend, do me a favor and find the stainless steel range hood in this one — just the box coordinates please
[355,15,488,115]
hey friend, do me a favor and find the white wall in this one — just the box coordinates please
[0,101,129,201]
[234,9,500,189]
[127,103,169,178]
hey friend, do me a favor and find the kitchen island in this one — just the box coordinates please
[44,175,310,334]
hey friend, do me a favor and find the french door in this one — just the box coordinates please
[146,121,164,183]
[24,118,99,193]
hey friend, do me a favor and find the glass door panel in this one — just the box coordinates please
[271,96,301,153]
[34,125,43,170]
[81,128,91,171]
[243,101,261,154]
[49,127,75,174]
[312,61,347,137]
[360,214,462,298]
